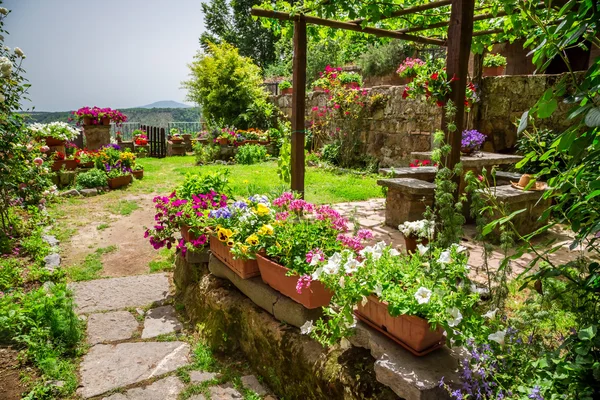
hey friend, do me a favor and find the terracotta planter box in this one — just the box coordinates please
[281,87,293,95]
[398,76,414,85]
[210,237,260,279]
[182,134,192,141]
[403,236,429,254]
[132,170,144,179]
[101,117,110,125]
[51,159,78,171]
[483,66,505,77]
[256,254,333,309]
[217,138,229,146]
[180,225,200,242]
[258,140,269,145]
[171,138,184,144]
[312,86,325,92]
[107,174,132,189]
[45,137,65,147]
[79,161,94,168]
[355,296,444,356]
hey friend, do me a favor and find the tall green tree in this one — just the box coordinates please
[200,0,277,69]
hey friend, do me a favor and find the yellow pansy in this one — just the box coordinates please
[255,203,270,216]
[239,245,249,254]
[245,234,259,246]
[226,239,235,247]
[257,224,274,236]
[217,227,233,242]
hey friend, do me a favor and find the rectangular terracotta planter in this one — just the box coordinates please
[210,237,260,279]
[107,174,132,189]
[355,295,444,356]
[255,254,333,309]
[51,159,78,171]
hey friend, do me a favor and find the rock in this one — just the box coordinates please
[264,396,277,400]
[240,375,267,396]
[189,370,219,384]
[349,321,462,400]
[60,188,80,197]
[44,253,61,272]
[135,308,145,316]
[141,306,183,339]
[41,234,59,247]
[101,376,184,400]
[185,248,210,264]
[42,281,55,292]
[70,273,170,314]
[78,341,190,398]
[208,386,243,399]
[87,311,139,344]
[188,395,206,400]
[81,188,98,197]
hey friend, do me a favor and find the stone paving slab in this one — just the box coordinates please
[70,273,170,314]
[241,375,267,396]
[102,376,184,400]
[78,341,190,398]
[87,311,139,344]
[208,385,243,399]
[141,305,183,339]
[190,371,219,383]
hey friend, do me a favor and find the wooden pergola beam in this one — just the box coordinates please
[398,9,507,34]
[348,0,452,24]
[251,8,446,46]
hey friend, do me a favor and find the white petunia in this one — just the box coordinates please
[446,307,463,327]
[483,308,498,319]
[361,296,368,306]
[389,248,400,257]
[359,245,373,257]
[309,256,320,267]
[452,243,467,253]
[338,276,345,288]
[488,330,506,345]
[323,253,342,275]
[437,250,451,264]
[414,287,432,304]
[344,258,361,274]
[374,283,383,297]
[311,267,323,280]
[417,244,429,255]
[300,320,314,335]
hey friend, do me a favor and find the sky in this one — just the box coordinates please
[4,0,206,111]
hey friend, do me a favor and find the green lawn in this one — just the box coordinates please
[133,156,383,204]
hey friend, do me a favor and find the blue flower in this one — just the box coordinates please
[210,206,232,219]
[528,386,543,400]
[233,200,248,209]
[249,194,269,204]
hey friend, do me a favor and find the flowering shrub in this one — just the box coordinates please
[461,129,486,151]
[70,106,128,126]
[398,219,434,239]
[483,53,507,68]
[29,122,81,141]
[396,57,425,78]
[307,243,481,346]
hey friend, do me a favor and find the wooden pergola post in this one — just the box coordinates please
[443,0,475,169]
[291,16,307,197]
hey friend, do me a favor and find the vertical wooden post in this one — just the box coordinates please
[291,15,307,197]
[442,0,475,169]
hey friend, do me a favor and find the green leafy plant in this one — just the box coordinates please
[76,168,108,189]
[178,170,232,199]
[338,71,362,86]
[235,144,268,165]
[193,142,220,165]
[356,40,414,77]
[278,80,292,90]
[483,53,507,67]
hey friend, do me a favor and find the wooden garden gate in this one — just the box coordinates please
[141,125,167,158]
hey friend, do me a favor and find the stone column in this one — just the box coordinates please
[84,125,111,150]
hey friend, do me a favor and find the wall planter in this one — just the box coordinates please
[51,159,78,172]
[79,161,94,169]
[403,236,429,254]
[182,134,192,141]
[107,174,132,189]
[217,138,229,146]
[483,66,505,77]
[180,225,197,242]
[355,296,444,356]
[210,237,260,279]
[45,137,66,147]
[312,86,325,92]
[132,169,144,179]
[281,87,293,95]
[171,137,184,144]
[256,254,333,309]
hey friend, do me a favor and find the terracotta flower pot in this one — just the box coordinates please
[210,237,260,279]
[258,140,269,145]
[398,76,414,85]
[107,174,132,189]
[256,254,333,309]
[132,169,144,179]
[101,117,111,126]
[182,134,192,141]
[171,137,184,144]
[460,147,476,156]
[45,137,66,147]
[355,296,444,356]
[83,116,93,125]
[313,86,325,92]
[51,159,78,172]
[181,225,197,242]
[281,87,293,95]
[80,161,94,168]
[403,235,429,254]
[483,66,505,77]
[217,138,229,146]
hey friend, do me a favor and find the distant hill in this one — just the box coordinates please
[23,106,202,127]
[139,100,192,109]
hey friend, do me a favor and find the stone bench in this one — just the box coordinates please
[379,167,437,182]
[494,171,522,186]
[377,178,436,228]
[482,185,551,237]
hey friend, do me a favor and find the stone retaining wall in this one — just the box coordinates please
[271,73,572,167]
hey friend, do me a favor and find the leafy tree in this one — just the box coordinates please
[183,42,274,129]
[200,0,277,69]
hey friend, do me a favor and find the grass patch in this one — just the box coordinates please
[108,200,139,216]
[148,248,175,273]
[96,223,110,230]
[66,245,117,281]
[191,341,217,372]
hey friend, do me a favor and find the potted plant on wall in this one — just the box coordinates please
[279,80,292,95]
[396,57,425,85]
[398,219,433,254]
[29,122,80,147]
[215,128,235,145]
[339,72,363,89]
[312,77,329,92]
[461,129,486,155]
[105,163,132,189]
[170,128,184,143]
[483,53,507,77]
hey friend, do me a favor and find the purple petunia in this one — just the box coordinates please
[461,129,486,151]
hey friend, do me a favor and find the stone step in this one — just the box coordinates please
[70,273,171,314]
[102,376,185,400]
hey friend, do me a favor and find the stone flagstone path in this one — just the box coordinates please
[71,273,268,399]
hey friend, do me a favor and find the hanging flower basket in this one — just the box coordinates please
[256,254,333,309]
[210,237,260,279]
[107,174,132,189]
[355,296,444,356]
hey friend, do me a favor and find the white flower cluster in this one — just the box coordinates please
[0,56,12,77]
[29,122,81,141]
[398,219,433,238]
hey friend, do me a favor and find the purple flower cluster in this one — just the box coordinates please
[209,206,233,219]
[103,143,121,151]
[249,194,269,204]
[461,129,486,151]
